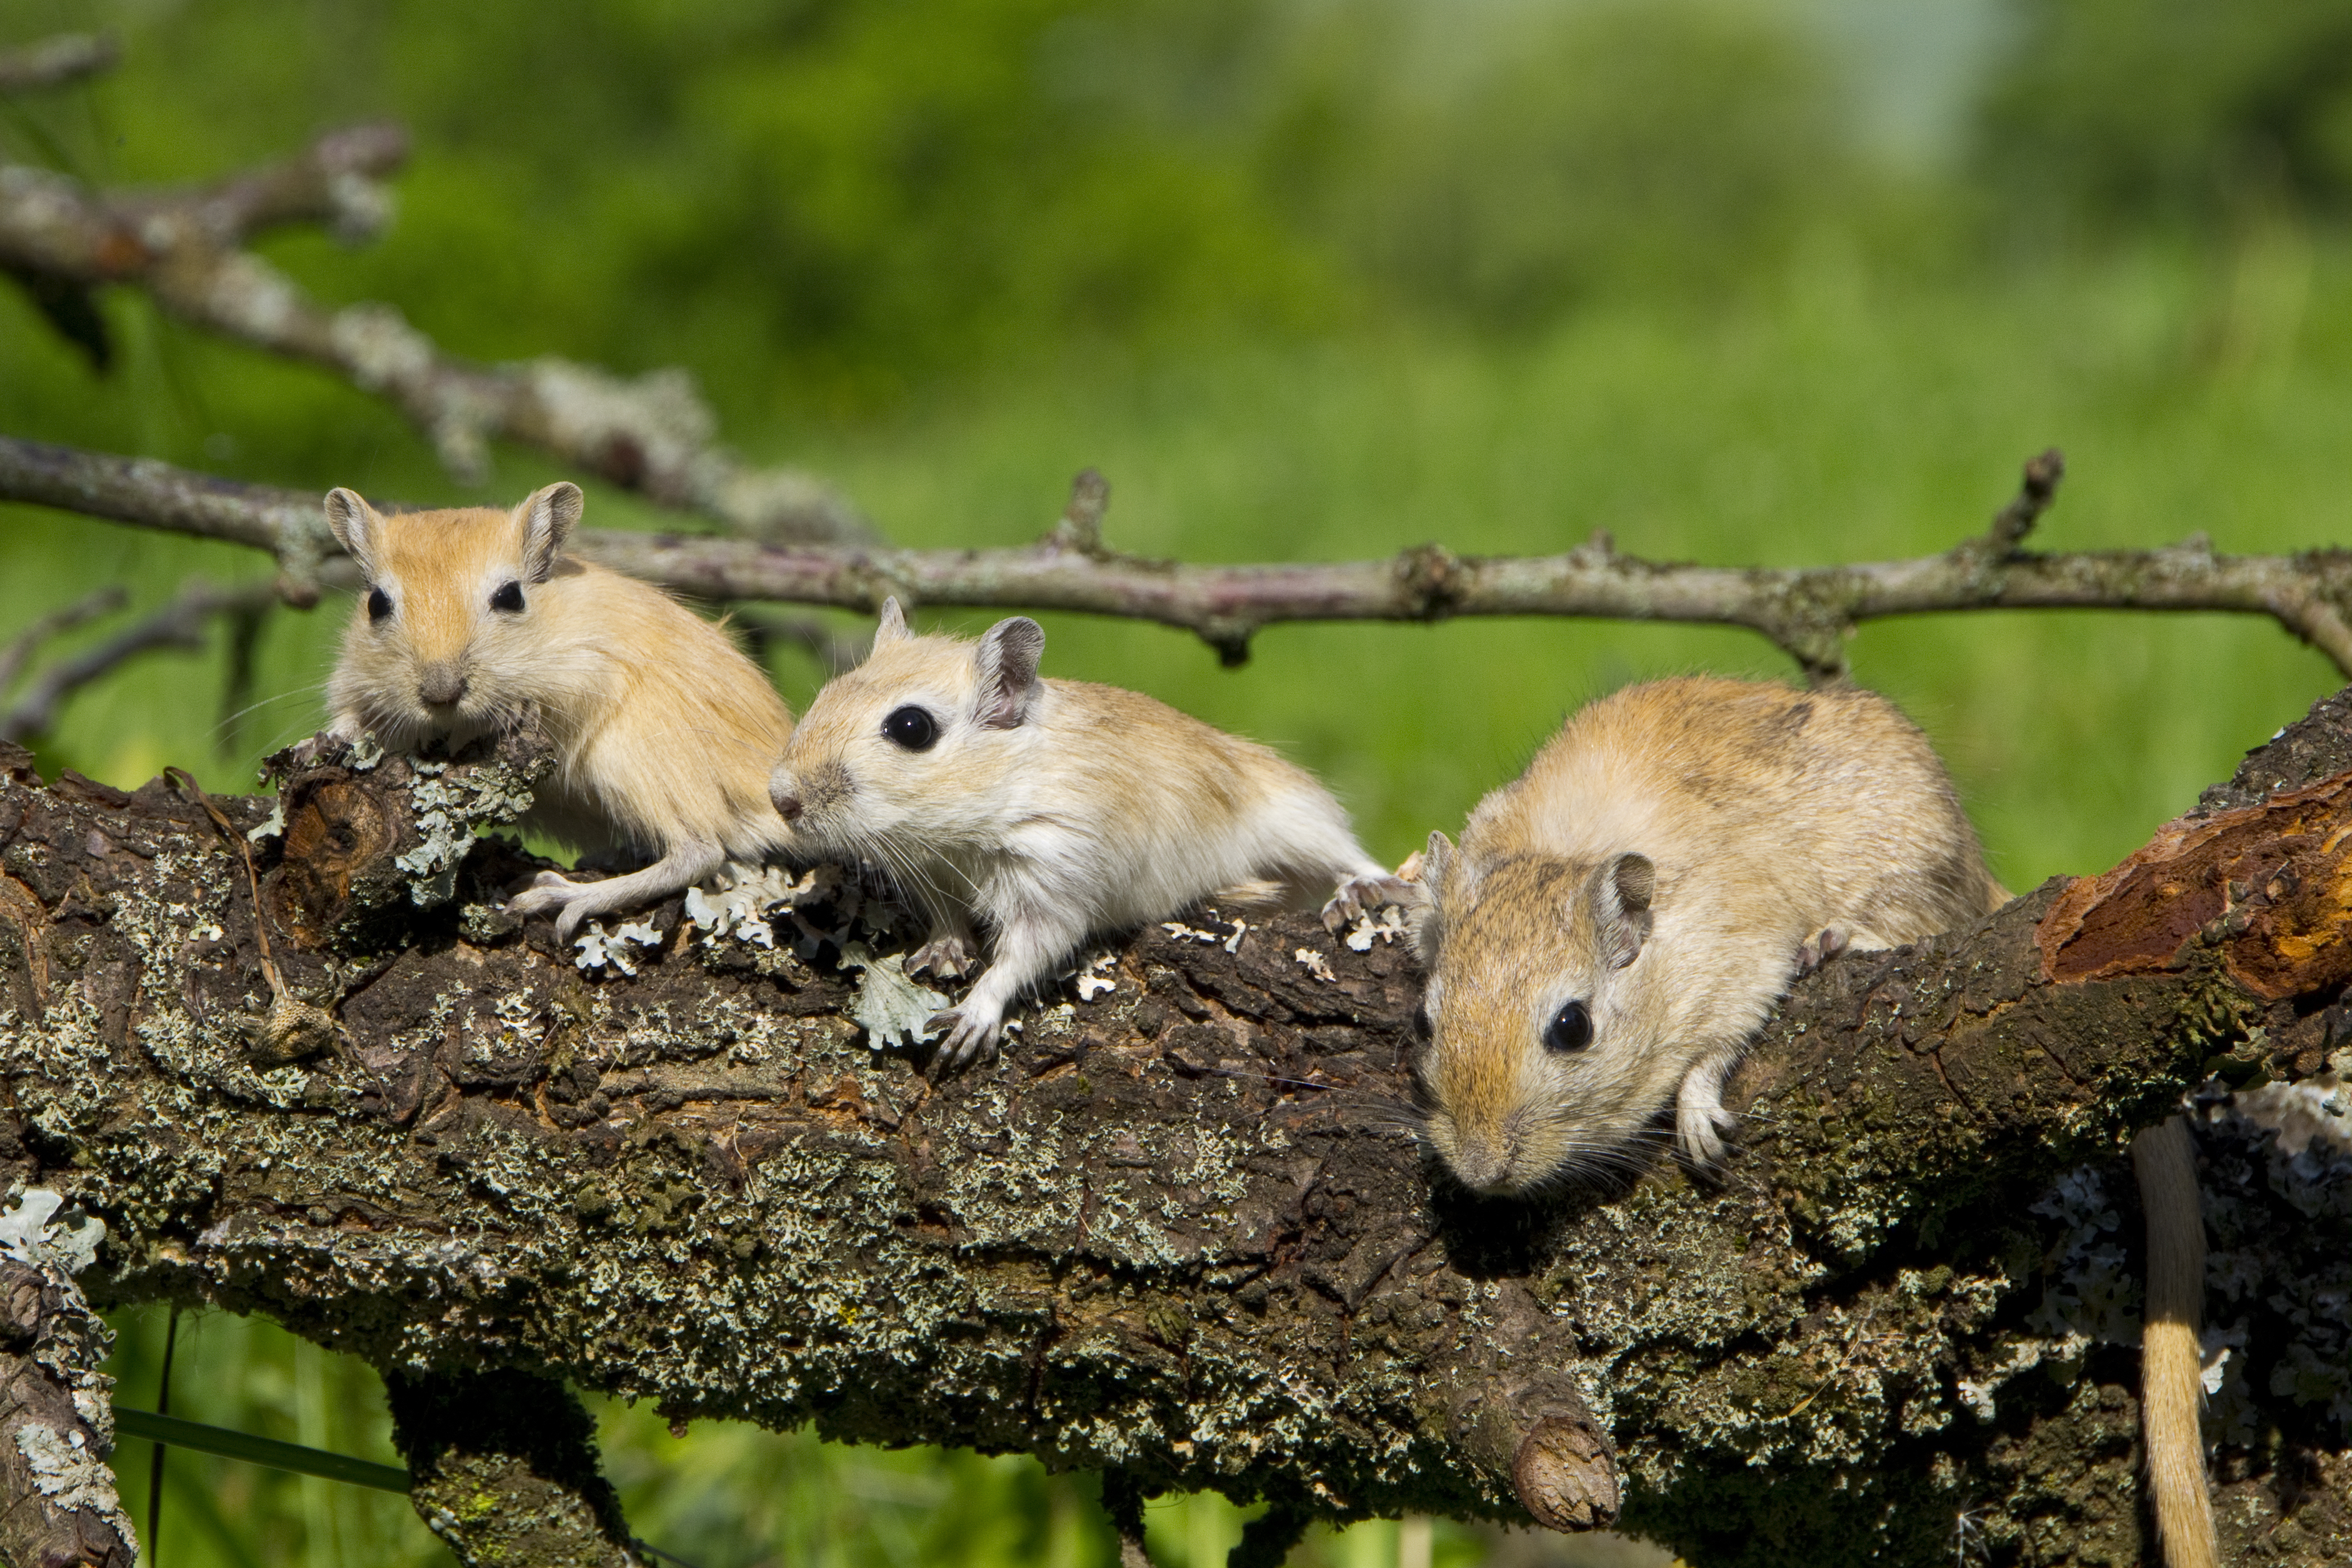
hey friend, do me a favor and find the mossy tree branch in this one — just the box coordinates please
[0,690,2346,1566]
[7,436,2352,685]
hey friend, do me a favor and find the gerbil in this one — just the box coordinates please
[1413,674,2007,1192]
[1416,674,2214,1566]
[324,482,794,940]
[768,598,1407,1068]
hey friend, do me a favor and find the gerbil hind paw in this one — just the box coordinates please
[1795,926,1850,975]
[508,871,582,919]
[506,872,601,944]
[909,934,976,980]
[924,1007,1002,1076]
[1320,872,1420,932]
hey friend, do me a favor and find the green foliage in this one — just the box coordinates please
[4,0,1338,419]
[105,1307,447,1567]
[1298,3,1858,325]
[1977,0,2352,231]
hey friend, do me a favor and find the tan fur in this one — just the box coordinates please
[1416,675,2007,1194]
[769,599,1405,1067]
[323,483,793,940]
[2133,1116,2219,1568]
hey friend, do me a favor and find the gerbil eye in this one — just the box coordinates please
[366,587,392,623]
[882,705,938,751]
[1543,999,1593,1053]
[489,580,525,613]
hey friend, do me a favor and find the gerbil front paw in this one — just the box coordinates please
[924,1007,1002,1075]
[1320,872,1420,932]
[1796,926,1850,975]
[1674,1100,1740,1174]
[909,934,976,980]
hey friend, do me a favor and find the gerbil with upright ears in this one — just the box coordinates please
[1413,674,2007,1194]
[769,598,1408,1068]
[1414,673,2217,1568]
[324,482,794,940]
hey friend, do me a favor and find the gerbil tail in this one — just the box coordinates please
[2132,1115,2219,1568]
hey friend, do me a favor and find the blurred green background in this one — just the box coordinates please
[5,0,2348,1562]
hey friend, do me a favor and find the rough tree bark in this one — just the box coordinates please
[0,684,2343,1564]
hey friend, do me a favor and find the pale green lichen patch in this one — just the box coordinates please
[393,755,544,907]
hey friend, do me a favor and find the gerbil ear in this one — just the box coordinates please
[973,616,1045,729]
[1421,832,1455,898]
[514,482,585,583]
[1588,852,1655,970]
[870,597,910,653]
[322,488,381,580]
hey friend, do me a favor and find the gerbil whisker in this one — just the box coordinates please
[850,828,958,937]
[210,681,327,738]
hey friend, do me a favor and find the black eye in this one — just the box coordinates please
[882,705,938,751]
[1412,1001,1434,1041]
[367,587,392,623]
[1543,1000,1593,1053]
[490,581,525,613]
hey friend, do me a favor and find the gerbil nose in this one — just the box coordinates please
[1447,1136,1516,1196]
[418,664,467,709]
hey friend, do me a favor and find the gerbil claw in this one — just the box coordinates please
[507,872,579,917]
[910,935,975,980]
[1676,1104,1739,1174]
[1796,926,1850,975]
[1321,872,1419,932]
[508,874,602,943]
[924,1008,1000,1077]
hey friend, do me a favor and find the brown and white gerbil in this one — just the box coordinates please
[323,482,794,941]
[1413,674,2008,1193]
[767,598,1408,1068]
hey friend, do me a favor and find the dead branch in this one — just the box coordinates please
[0,579,277,743]
[0,33,117,95]
[0,131,866,545]
[7,435,2351,683]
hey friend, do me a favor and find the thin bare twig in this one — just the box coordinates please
[0,585,125,695]
[0,33,117,95]
[4,435,2349,683]
[0,123,867,544]
[0,578,277,743]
